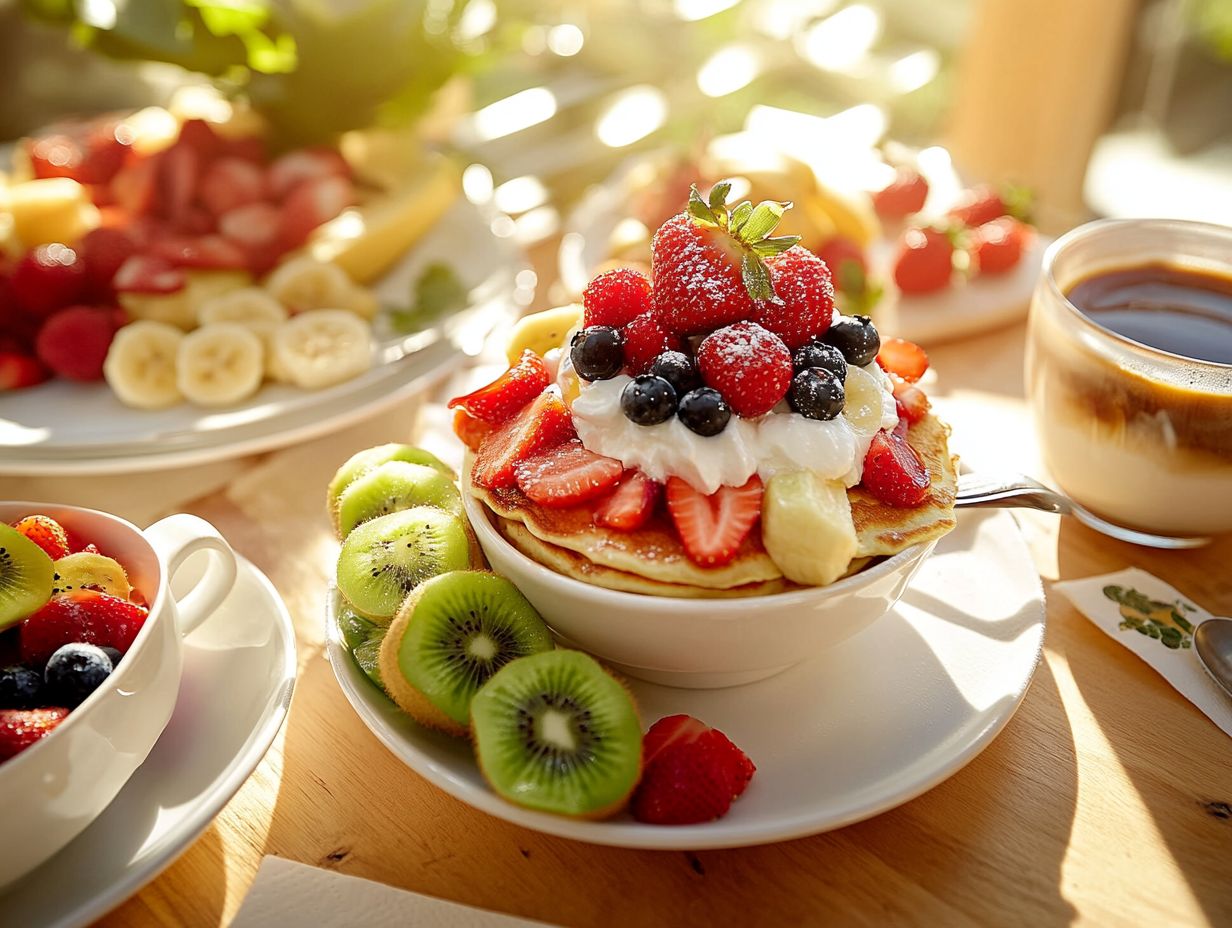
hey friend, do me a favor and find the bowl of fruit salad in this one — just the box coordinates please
[0,502,236,888]
[452,184,958,687]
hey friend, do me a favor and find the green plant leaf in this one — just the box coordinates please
[708,180,732,213]
[389,261,469,334]
[687,184,719,227]
[729,200,753,233]
[739,200,790,243]
[751,234,799,258]
[741,253,773,301]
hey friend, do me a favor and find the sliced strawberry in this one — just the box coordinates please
[447,351,550,425]
[665,476,763,567]
[267,147,350,200]
[641,714,709,767]
[0,708,69,762]
[12,515,70,560]
[279,175,354,248]
[514,441,623,508]
[199,157,268,218]
[20,590,149,667]
[594,470,661,531]
[158,143,199,225]
[148,235,247,270]
[175,118,225,162]
[0,353,49,390]
[218,202,282,249]
[110,156,158,216]
[632,714,756,825]
[112,255,186,294]
[877,337,929,383]
[222,135,267,163]
[473,390,576,489]
[862,429,931,507]
[176,206,216,236]
[891,376,930,424]
[453,407,494,452]
[79,227,140,298]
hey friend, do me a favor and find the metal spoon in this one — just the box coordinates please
[955,472,1212,550]
[1195,618,1232,700]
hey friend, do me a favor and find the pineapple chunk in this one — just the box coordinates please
[6,178,99,248]
[763,471,858,586]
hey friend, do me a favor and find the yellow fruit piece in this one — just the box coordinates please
[809,177,881,247]
[305,155,461,284]
[762,471,858,586]
[5,178,99,248]
[506,304,582,364]
[52,552,132,599]
[340,126,428,191]
[120,271,253,330]
[116,106,180,157]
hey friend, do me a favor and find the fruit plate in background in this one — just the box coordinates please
[0,552,295,928]
[325,508,1044,850]
[0,196,527,475]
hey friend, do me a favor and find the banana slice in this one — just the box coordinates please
[197,287,288,343]
[264,256,354,313]
[842,366,887,437]
[506,304,582,363]
[120,270,252,331]
[52,552,132,599]
[339,283,380,320]
[176,322,264,407]
[104,320,185,409]
[271,309,372,390]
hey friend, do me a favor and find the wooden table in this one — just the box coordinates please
[35,315,1222,927]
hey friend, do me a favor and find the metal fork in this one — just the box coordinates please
[955,473,1212,550]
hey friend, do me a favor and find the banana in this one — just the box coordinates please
[270,309,372,390]
[176,322,264,407]
[762,471,858,586]
[809,176,881,247]
[197,287,288,345]
[506,304,582,363]
[264,256,355,313]
[52,552,132,599]
[120,270,253,331]
[842,366,887,437]
[104,320,185,409]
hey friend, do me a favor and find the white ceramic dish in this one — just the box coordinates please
[0,501,238,889]
[326,508,1044,850]
[462,486,936,688]
[0,197,527,475]
[0,552,295,927]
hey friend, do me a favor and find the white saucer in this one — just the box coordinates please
[326,508,1044,850]
[0,554,296,927]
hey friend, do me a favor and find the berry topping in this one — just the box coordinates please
[697,321,792,418]
[472,390,575,489]
[0,665,43,709]
[570,326,625,382]
[621,374,677,426]
[582,267,652,329]
[862,429,931,507]
[652,182,800,335]
[594,471,661,532]
[947,184,1005,227]
[892,227,955,295]
[822,315,880,368]
[0,707,68,762]
[19,590,149,668]
[751,245,836,349]
[891,377,931,424]
[788,368,845,421]
[792,340,847,380]
[877,337,929,383]
[514,441,624,508]
[677,387,731,437]
[44,643,113,708]
[10,244,87,317]
[620,311,682,375]
[448,350,550,425]
[647,350,700,396]
[12,515,70,561]
[631,714,756,825]
[665,476,763,567]
[872,167,929,219]
[971,217,1031,275]
[35,306,119,382]
[452,407,495,452]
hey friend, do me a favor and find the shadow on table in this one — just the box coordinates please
[1054,520,1232,927]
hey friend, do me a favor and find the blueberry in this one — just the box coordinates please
[647,351,700,396]
[44,643,113,708]
[788,368,846,420]
[677,387,731,437]
[792,341,848,381]
[0,665,43,709]
[100,646,123,668]
[822,315,880,367]
[621,375,677,425]
[570,326,624,381]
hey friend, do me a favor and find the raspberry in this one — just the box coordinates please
[752,245,835,349]
[35,306,119,381]
[582,267,651,329]
[621,311,682,375]
[696,321,792,418]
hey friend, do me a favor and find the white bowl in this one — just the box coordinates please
[0,502,238,890]
[462,491,936,689]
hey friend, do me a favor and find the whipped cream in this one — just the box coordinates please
[568,361,899,494]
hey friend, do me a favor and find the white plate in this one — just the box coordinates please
[0,554,296,927]
[0,197,527,475]
[325,508,1044,850]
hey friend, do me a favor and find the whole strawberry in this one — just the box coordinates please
[752,245,835,349]
[697,321,792,418]
[872,167,929,220]
[583,267,652,329]
[9,244,86,318]
[20,590,148,667]
[971,217,1032,275]
[892,227,954,295]
[0,707,68,761]
[36,306,120,381]
[652,183,800,336]
[631,714,756,825]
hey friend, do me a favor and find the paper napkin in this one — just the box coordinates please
[231,856,557,928]
[1053,568,1232,738]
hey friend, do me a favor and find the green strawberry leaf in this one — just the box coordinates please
[741,253,774,301]
[730,200,754,234]
[751,234,799,258]
[687,184,720,228]
[739,201,791,243]
[708,180,733,214]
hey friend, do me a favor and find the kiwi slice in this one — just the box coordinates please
[0,524,55,631]
[471,650,642,819]
[52,552,132,599]
[377,571,554,736]
[336,507,474,623]
[327,444,454,516]
[338,605,386,690]
[335,461,462,538]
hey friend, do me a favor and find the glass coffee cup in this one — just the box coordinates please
[1025,219,1232,539]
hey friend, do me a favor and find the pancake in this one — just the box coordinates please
[468,413,957,591]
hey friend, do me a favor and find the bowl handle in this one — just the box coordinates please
[144,514,239,636]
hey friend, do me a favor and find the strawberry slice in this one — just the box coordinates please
[279,175,354,248]
[12,515,71,560]
[862,429,931,507]
[110,156,158,216]
[267,147,350,200]
[594,470,661,531]
[665,476,763,567]
[218,201,282,249]
[448,351,550,425]
[891,376,930,424]
[632,714,756,825]
[112,254,186,294]
[0,353,49,390]
[148,235,247,270]
[473,390,575,489]
[0,708,69,762]
[514,441,623,508]
[877,337,929,383]
[20,590,149,666]
[200,157,267,218]
[453,407,494,452]
[158,143,199,225]
[176,118,225,162]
